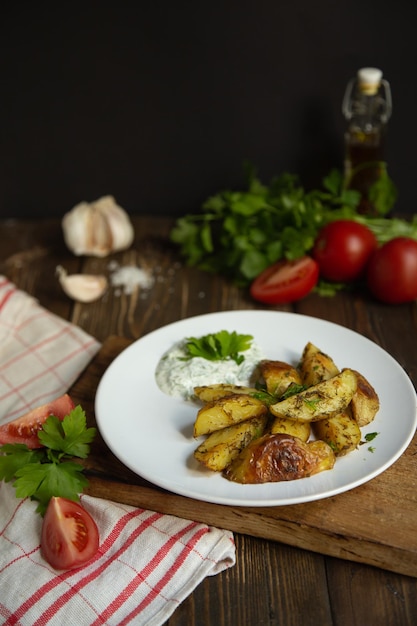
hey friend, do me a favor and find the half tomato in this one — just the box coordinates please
[41,497,100,570]
[0,394,75,448]
[250,256,319,304]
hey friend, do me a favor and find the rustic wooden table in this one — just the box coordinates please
[1,216,417,626]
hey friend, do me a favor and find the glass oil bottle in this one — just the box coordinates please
[342,67,395,215]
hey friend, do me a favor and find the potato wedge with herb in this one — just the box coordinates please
[260,359,310,439]
[259,359,302,396]
[223,433,335,483]
[349,369,380,427]
[313,409,361,456]
[269,369,357,422]
[300,344,366,455]
[193,393,268,437]
[299,342,340,386]
[194,415,268,471]
[194,384,258,403]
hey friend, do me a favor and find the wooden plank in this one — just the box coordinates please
[71,336,417,578]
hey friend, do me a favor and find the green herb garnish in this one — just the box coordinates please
[314,280,351,298]
[0,406,96,515]
[279,382,307,400]
[303,397,321,411]
[183,330,253,365]
[171,165,416,286]
[251,390,276,405]
[360,432,379,450]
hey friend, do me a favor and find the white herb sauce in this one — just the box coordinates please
[155,340,265,400]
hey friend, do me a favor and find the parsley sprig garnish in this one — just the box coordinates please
[248,381,308,406]
[360,431,379,453]
[280,382,307,400]
[183,330,253,365]
[0,406,96,515]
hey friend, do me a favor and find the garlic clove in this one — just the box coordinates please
[62,202,93,256]
[89,204,113,256]
[56,266,108,303]
[62,195,134,257]
[93,196,135,253]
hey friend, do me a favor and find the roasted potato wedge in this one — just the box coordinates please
[223,433,335,483]
[349,369,380,427]
[299,342,339,386]
[301,346,363,455]
[269,369,357,422]
[259,359,302,396]
[193,393,268,437]
[194,383,258,403]
[313,410,361,456]
[194,415,268,471]
[270,416,311,442]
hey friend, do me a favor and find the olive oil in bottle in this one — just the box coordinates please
[342,67,394,215]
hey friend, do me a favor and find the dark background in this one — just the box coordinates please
[0,1,415,219]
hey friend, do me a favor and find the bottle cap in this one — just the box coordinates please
[357,67,383,95]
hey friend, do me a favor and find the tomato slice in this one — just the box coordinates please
[41,497,100,570]
[0,394,75,448]
[250,256,319,304]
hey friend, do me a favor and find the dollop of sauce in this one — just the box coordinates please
[155,339,265,401]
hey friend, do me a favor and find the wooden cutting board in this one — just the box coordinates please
[71,336,417,578]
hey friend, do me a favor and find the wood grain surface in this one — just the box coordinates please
[2,216,417,625]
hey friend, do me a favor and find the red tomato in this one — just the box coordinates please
[41,497,100,570]
[0,394,75,448]
[250,256,319,304]
[313,220,377,282]
[367,237,417,304]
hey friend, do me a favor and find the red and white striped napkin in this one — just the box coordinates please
[0,276,101,422]
[0,276,235,625]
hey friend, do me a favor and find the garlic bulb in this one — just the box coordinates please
[62,196,134,257]
[56,266,108,303]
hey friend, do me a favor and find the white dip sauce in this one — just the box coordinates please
[155,340,265,401]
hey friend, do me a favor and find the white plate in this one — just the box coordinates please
[95,310,417,507]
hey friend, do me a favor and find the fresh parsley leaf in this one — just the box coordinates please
[184,330,253,365]
[369,167,398,216]
[314,279,349,297]
[38,406,96,458]
[279,383,307,400]
[251,390,276,405]
[0,444,44,482]
[360,432,379,449]
[14,461,89,516]
[250,382,308,406]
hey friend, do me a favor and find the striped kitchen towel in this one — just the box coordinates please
[0,275,101,421]
[0,276,235,625]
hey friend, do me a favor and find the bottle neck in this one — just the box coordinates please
[349,92,388,133]
[342,77,392,128]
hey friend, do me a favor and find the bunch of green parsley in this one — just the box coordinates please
[171,166,416,287]
[0,407,96,515]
